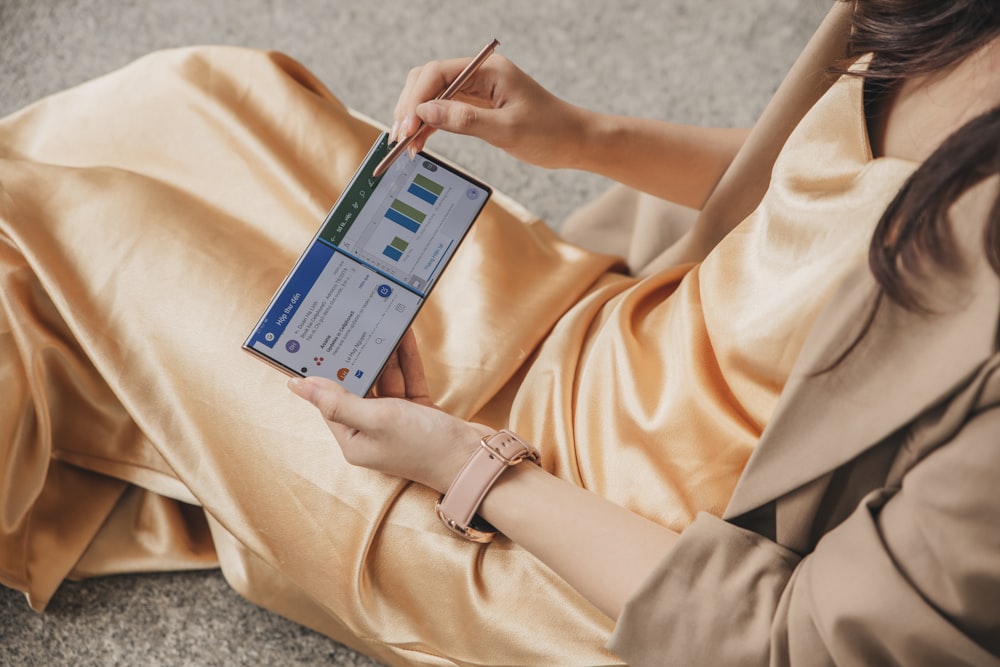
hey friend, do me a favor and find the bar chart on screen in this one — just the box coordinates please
[385,198,426,236]
[374,172,441,266]
[315,136,488,299]
[409,173,444,204]
[380,172,445,261]
[336,161,465,294]
[382,235,409,261]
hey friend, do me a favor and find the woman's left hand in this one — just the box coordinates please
[290,333,681,621]
[287,330,490,493]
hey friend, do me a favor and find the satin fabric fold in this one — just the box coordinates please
[506,59,915,532]
[0,47,914,665]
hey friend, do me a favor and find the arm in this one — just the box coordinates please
[568,113,749,212]
[391,54,747,210]
[288,331,679,621]
[478,462,678,620]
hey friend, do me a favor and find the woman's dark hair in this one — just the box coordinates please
[831,0,1000,362]
[870,108,1000,313]
[848,0,1000,85]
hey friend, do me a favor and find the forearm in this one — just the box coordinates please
[478,462,679,620]
[395,54,746,209]
[290,374,681,621]
[563,107,750,210]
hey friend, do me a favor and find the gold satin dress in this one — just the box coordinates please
[0,48,915,666]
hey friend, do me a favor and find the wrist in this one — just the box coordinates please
[554,104,604,172]
[435,429,541,542]
[432,421,494,495]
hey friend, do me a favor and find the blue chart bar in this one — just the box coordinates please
[407,183,438,205]
[383,245,403,261]
[385,208,420,233]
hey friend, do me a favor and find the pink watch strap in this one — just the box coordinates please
[436,430,540,542]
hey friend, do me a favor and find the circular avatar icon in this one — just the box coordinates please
[466,188,480,200]
[264,332,275,342]
[285,340,301,353]
[377,284,393,298]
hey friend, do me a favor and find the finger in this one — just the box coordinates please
[391,66,423,134]
[373,346,407,399]
[393,63,445,140]
[417,98,515,150]
[396,329,431,402]
[288,376,378,431]
[395,58,468,117]
[391,65,422,136]
[393,56,490,143]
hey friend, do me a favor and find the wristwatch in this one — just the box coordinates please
[435,429,541,543]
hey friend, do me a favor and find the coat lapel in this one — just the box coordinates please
[725,181,1000,519]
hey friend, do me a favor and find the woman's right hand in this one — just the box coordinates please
[390,53,589,170]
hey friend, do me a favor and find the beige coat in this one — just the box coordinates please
[604,4,1000,665]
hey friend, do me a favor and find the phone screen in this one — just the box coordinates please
[243,132,491,395]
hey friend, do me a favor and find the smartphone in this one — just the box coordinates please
[243,132,491,395]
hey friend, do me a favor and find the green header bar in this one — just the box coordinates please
[318,134,391,246]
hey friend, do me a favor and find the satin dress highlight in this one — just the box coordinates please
[0,48,913,666]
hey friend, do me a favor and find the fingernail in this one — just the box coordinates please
[389,120,399,144]
[399,115,415,140]
[418,101,444,126]
[287,377,314,401]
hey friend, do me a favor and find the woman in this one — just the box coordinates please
[291,0,1000,662]
[1,1,998,665]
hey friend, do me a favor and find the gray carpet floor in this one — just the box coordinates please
[1,0,830,664]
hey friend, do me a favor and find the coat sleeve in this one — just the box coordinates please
[608,404,1000,667]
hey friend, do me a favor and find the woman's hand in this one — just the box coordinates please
[290,332,680,620]
[287,330,491,494]
[390,53,589,170]
[391,51,750,213]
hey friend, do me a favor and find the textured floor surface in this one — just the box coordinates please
[1,0,830,665]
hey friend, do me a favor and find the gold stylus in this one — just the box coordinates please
[372,38,500,178]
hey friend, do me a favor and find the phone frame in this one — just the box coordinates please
[242,132,492,395]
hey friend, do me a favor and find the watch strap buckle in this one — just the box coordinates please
[435,429,540,542]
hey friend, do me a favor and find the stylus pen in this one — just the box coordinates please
[372,37,500,178]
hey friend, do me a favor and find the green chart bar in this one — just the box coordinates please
[390,198,426,223]
[383,235,409,262]
[386,198,426,233]
[413,173,444,196]
[409,173,444,205]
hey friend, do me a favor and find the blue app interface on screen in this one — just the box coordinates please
[246,134,490,395]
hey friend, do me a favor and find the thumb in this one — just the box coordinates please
[288,376,374,430]
[417,100,495,140]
